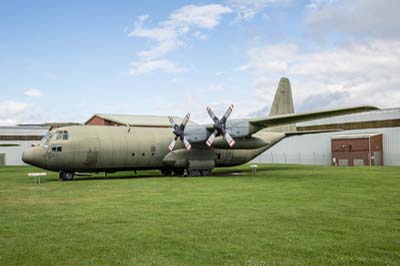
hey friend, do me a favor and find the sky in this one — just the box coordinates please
[1,0,399,125]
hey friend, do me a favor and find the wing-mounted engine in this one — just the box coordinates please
[168,114,192,151]
[168,114,209,151]
[184,125,208,143]
[225,119,252,138]
[206,105,236,147]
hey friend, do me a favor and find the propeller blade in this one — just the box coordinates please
[222,104,234,122]
[206,106,219,123]
[224,132,236,147]
[168,116,177,128]
[181,113,191,127]
[206,130,217,147]
[183,137,192,150]
[168,139,176,151]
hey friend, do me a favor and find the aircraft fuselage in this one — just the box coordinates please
[22,125,286,176]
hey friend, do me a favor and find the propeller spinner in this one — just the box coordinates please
[206,104,236,147]
[168,114,192,151]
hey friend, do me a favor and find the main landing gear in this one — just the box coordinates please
[161,169,212,177]
[59,171,75,181]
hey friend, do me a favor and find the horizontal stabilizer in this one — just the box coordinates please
[250,105,378,128]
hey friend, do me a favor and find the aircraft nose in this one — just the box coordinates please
[22,147,45,167]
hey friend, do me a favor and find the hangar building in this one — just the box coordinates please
[253,108,400,166]
[0,123,79,166]
[0,125,50,165]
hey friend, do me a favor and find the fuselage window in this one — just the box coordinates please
[63,131,68,140]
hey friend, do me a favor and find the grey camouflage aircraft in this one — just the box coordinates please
[22,78,377,180]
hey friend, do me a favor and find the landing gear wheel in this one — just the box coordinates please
[188,170,201,176]
[173,169,185,177]
[200,169,212,176]
[161,169,173,176]
[64,172,74,181]
[59,171,74,181]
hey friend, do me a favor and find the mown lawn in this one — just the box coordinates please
[0,165,399,266]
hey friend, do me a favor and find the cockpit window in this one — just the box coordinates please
[51,144,62,152]
[63,131,68,140]
[56,130,63,140]
[41,132,54,147]
[54,130,68,140]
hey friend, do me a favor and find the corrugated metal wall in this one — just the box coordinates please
[253,127,400,166]
[254,108,400,166]
[0,126,49,166]
[0,141,42,165]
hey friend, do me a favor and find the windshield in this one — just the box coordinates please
[41,131,54,147]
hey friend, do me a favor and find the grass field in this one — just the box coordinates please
[0,165,399,266]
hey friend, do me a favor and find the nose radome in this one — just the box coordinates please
[22,147,45,167]
[22,149,33,164]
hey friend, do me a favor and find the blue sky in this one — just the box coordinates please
[1,0,399,125]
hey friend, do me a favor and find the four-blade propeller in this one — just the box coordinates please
[168,105,236,151]
[206,104,235,147]
[168,114,192,151]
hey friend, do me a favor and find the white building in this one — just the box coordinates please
[0,125,49,165]
[254,108,400,166]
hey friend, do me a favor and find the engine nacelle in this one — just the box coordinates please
[225,119,253,138]
[184,125,208,143]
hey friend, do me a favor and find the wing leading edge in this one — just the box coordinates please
[249,105,378,129]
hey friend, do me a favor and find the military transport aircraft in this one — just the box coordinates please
[22,78,377,180]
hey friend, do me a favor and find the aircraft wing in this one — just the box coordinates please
[249,105,378,128]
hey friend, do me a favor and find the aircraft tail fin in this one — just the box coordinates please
[267,77,296,132]
[269,77,295,117]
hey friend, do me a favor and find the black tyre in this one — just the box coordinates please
[161,169,173,176]
[63,172,74,181]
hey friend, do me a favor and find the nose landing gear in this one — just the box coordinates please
[59,171,75,181]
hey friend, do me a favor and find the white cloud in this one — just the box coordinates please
[129,60,188,75]
[193,31,207,40]
[305,0,400,39]
[24,88,42,97]
[169,4,232,29]
[243,39,400,111]
[227,0,292,21]
[0,101,31,125]
[129,4,232,61]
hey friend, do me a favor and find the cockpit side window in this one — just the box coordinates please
[56,130,63,140]
[41,132,54,147]
[51,144,62,152]
[63,131,68,140]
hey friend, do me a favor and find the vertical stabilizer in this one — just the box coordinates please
[268,77,296,132]
[269,77,294,116]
